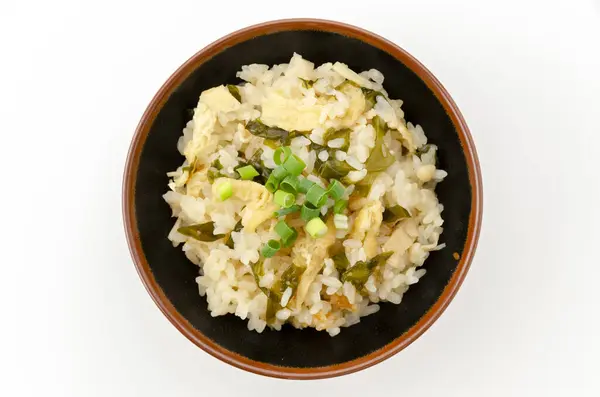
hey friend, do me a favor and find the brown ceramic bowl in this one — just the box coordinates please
[123,19,482,379]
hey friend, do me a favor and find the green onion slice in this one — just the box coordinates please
[275,220,298,247]
[306,217,328,238]
[333,199,348,214]
[306,184,328,207]
[274,146,292,165]
[265,173,280,193]
[301,202,321,221]
[327,179,345,200]
[217,181,233,201]
[274,190,295,208]
[280,175,299,193]
[274,205,301,218]
[236,165,259,180]
[298,178,315,194]
[272,165,288,181]
[282,154,306,176]
[261,239,281,258]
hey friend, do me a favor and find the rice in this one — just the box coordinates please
[163,53,446,336]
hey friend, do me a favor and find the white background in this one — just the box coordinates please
[1,0,599,395]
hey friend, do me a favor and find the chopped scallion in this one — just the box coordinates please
[301,202,321,221]
[217,181,233,201]
[274,205,301,218]
[333,199,348,214]
[298,178,315,194]
[275,220,298,247]
[280,175,299,193]
[261,239,281,258]
[273,146,292,165]
[236,165,259,180]
[274,190,295,208]
[306,184,328,207]
[272,165,288,181]
[265,173,280,193]
[282,154,306,176]
[306,217,328,238]
[327,179,345,200]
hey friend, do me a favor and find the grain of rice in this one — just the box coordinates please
[345,155,364,170]
[335,150,347,161]
[281,287,293,307]
[276,308,291,321]
[318,150,329,161]
[346,169,367,182]
[327,138,345,148]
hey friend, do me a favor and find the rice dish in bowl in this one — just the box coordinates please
[163,53,447,337]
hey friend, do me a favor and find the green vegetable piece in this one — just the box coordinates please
[217,181,233,201]
[251,259,280,324]
[327,179,345,200]
[177,222,225,242]
[298,178,316,194]
[333,199,348,214]
[353,172,379,196]
[309,141,327,152]
[262,139,279,149]
[236,165,259,180]
[383,205,411,223]
[246,148,270,184]
[207,168,220,183]
[246,119,291,142]
[364,116,395,172]
[280,175,299,194]
[299,78,315,89]
[279,264,303,295]
[323,128,351,151]
[283,130,303,146]
[274,204,301,218]
[416,144,437,164]
[225,220,244,249]
[227,85,242,102]
[306,184,328,207]
[266,264,305,321]
[282,154,306,176]
[272,264,304,303]
[272,165,289,181]
[265,297,278,324]
[361,87,385,109]
[262,239,281,258]
[341,252,394,290]
[250,259,270,297]
[335,80,359,90]
[274,190,295,208]
[301,202,321,221]
[331,252,350,273]
[273,146,292,165]
[275,220,298,247]
[341,262,371,286]
[266,173,282,193]
[317,159,354,179]
[306,217,328,238]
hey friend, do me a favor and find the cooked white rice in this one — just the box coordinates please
[163,54,446,336]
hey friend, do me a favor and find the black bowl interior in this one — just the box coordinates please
[134,29,472,368]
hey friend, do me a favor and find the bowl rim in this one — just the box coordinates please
[122,18,483,380]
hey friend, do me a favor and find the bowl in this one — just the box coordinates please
[123,19,482,379]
